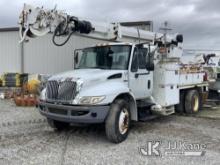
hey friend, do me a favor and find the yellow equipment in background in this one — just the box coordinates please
[27,79,40,94]
[0,77,2,87]
[2,73,21,87]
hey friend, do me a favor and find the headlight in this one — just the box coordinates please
[79,96,105,105]
[40,88,46,101]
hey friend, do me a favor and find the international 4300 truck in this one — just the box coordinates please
[19,4,208,143]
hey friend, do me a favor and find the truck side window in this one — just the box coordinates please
[138,48,147,69]
[131,48,138,72]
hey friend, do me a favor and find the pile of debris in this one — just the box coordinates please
[0,73,50,106]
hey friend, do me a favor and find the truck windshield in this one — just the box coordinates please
[76,45,131,70]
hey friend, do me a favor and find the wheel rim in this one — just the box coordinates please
[118,108,129,135]
[193,95,199,112]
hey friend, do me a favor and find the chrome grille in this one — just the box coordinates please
[46,80,77,101]
[58,81,77,101]
[46,81,59,100]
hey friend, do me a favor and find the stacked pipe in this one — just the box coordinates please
[14,95,38,106]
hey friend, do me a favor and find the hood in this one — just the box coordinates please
[49,69,126,87]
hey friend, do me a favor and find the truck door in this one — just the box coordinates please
[129,46,153,99]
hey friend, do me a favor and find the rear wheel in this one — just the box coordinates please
[185,90,201,114]
[175,91,185,114]
[47,118,69,130]
[105,99,131,143]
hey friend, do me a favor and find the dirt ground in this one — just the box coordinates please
[0,99,219,165]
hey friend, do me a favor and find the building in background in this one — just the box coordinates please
[0,27,105,75]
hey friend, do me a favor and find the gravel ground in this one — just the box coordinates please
[0,99,220,165]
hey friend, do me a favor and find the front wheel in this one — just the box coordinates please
[105,99,131,143]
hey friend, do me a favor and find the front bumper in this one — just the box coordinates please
[38,101,109,123]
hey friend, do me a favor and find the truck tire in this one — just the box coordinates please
[185,90,201,114]
[105,99,131,143]
[47,118,69,130]
[175,91,185,113]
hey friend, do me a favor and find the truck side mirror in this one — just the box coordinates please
[74,49,82,69]
[146,52,154,71]
[131,50,138,72]
[74,52,79,64]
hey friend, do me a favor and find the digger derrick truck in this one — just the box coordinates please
[19,4,208,143]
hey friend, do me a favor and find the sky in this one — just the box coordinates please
[0,0,220,50]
